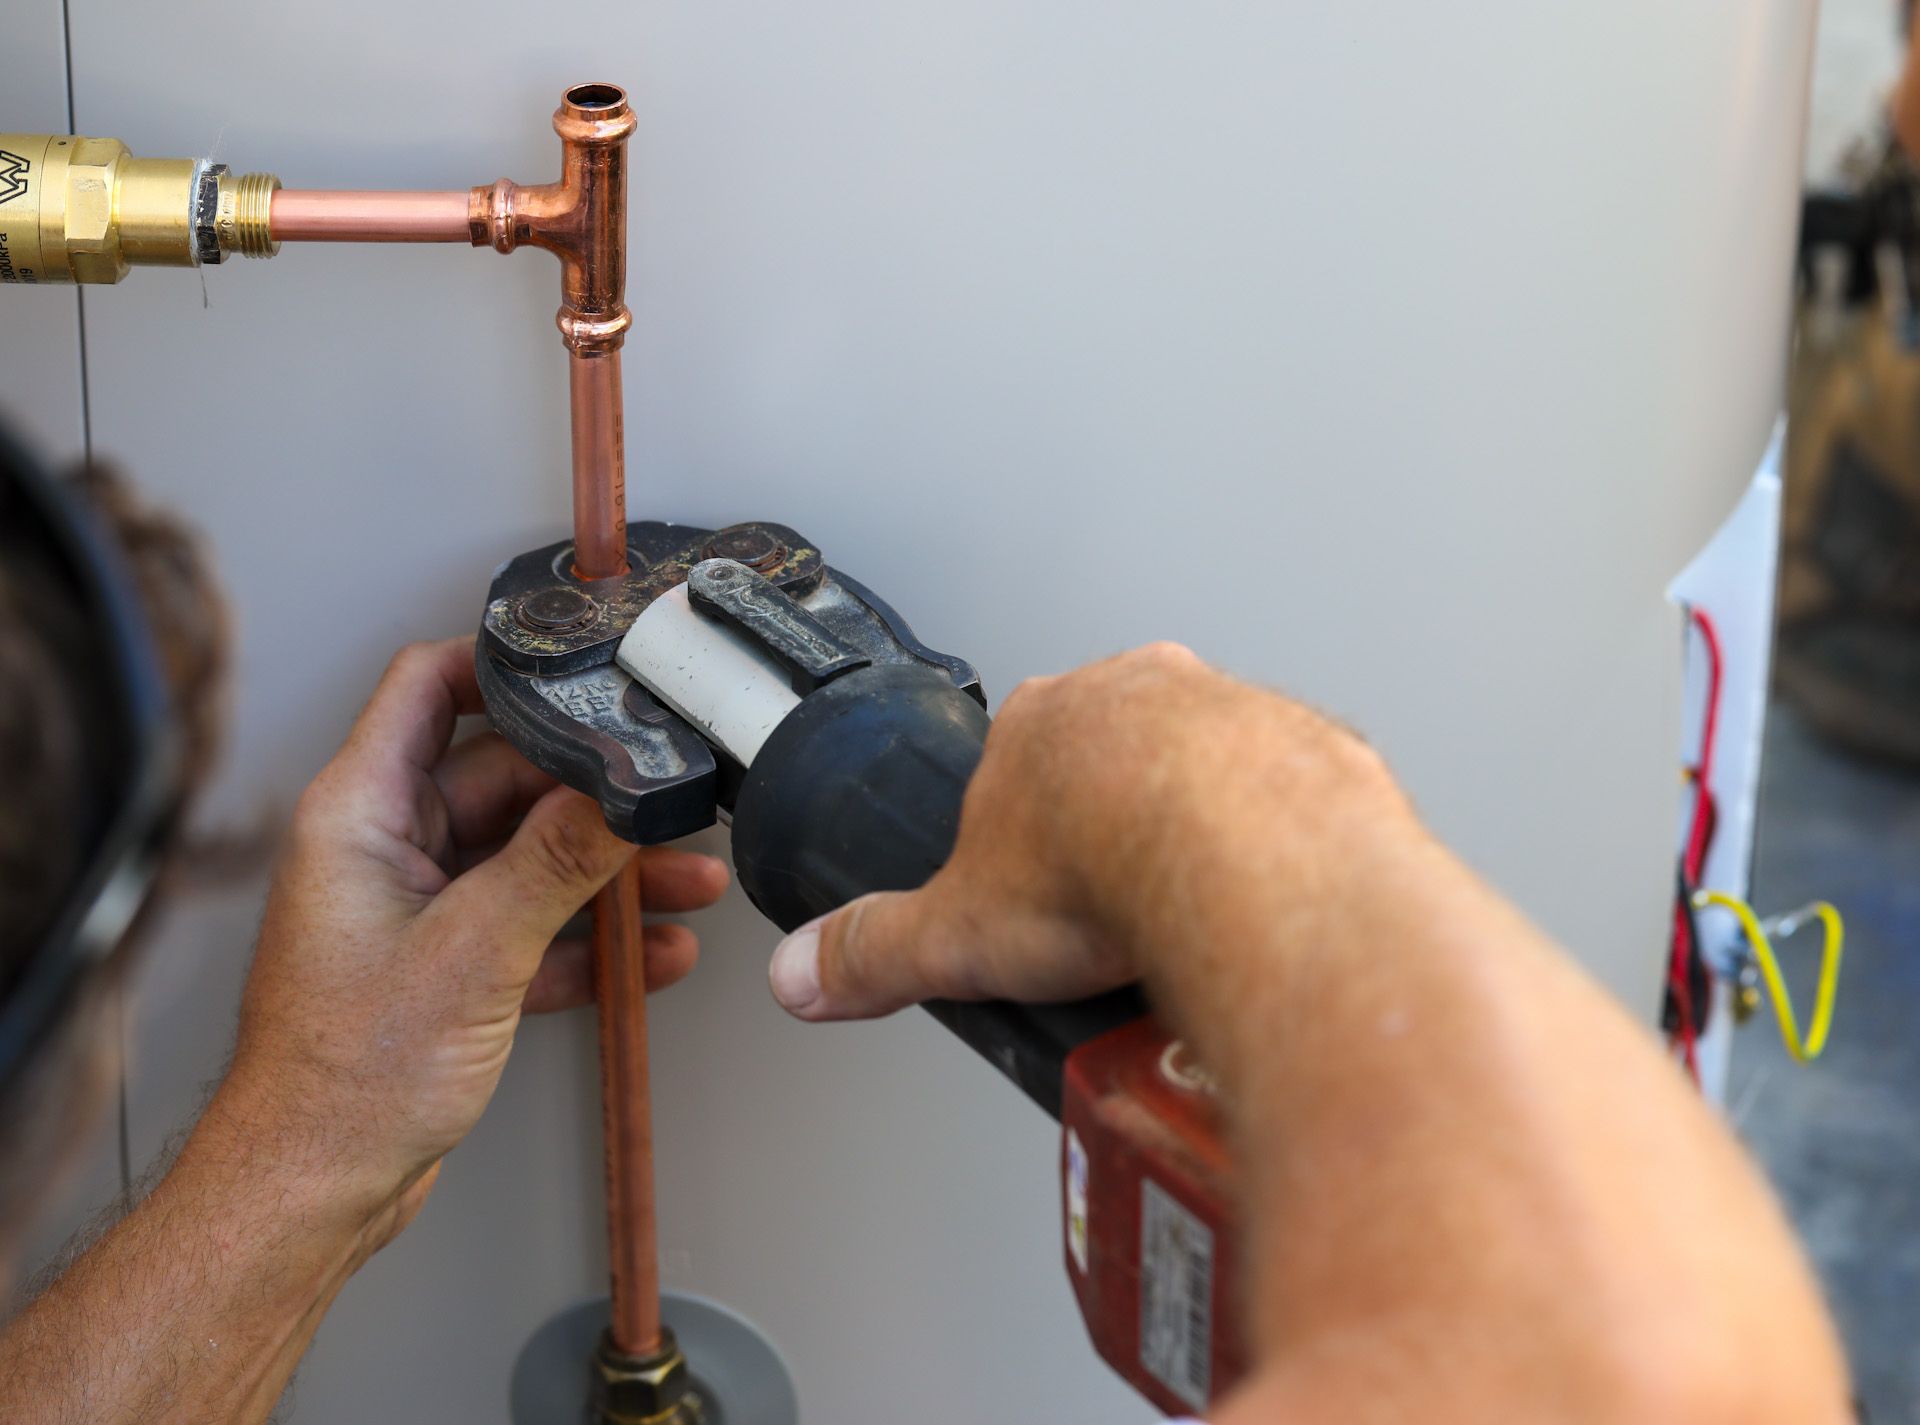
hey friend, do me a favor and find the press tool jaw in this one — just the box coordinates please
[476,520,988,925]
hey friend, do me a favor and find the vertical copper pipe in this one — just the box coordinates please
[544,83,656,1360]
[568,349,630,581]
[592,858,662,1356]
[242,79,663,1368]
[575,336,654,1353]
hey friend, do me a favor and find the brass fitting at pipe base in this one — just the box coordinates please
[0,133,279,284]
[591,1326,706,1425]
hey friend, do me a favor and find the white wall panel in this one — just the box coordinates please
[46,4,1818,1420]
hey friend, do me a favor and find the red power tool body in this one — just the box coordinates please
[1063,1017,1244,1415]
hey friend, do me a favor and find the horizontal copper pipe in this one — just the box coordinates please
[270,189,474,243]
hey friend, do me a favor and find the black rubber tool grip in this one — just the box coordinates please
[730,663,1145,1118]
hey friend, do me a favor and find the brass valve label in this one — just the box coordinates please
[0,135,52,284]
[0,148,27,204]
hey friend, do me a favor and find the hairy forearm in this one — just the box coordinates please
[0,1080,390,1424]
[1117,737,1849,1422]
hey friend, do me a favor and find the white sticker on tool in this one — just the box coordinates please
[1140,1178,1212,1411]
[1065,1129,1090,1275]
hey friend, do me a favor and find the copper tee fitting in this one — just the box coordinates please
[470,83,636,579]
[471,82,636,362]
[257,83,637,575]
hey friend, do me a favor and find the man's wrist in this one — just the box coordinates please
[189,1069,408,1267]
[1118,719,1431,1076]
[1110,708,1416,956]
[0,1068,397,1423]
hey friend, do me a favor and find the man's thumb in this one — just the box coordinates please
[442,786,634,953]
[768,890,945,1021]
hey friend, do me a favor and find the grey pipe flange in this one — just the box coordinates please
[511,1292,798,1425]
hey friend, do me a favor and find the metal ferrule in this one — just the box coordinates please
[214,169,280,259]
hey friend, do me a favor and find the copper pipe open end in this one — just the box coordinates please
[562,82,628,116]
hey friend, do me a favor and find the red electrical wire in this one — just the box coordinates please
[1683,607,1724,886]
[1669,906,1701,1076]
[1668,605,1725,1080]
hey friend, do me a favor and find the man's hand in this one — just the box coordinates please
[768,641,1403,1024]
[0,637,730,1425]
[218,637,728,1239]
[765,643,1850,1425]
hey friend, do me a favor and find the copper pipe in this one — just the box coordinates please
[592,857,662,1357]
[270,189,474,243]
[568,349,629,580]
[269,84,659,1356]
[478,83,636,577]
[533,84,659,1359]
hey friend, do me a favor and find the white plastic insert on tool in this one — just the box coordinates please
[616,582,802,766]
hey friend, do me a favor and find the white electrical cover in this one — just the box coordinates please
[616,583,802,766]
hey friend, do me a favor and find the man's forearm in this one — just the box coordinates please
[0,1079,392,1424]
[0,639,710,1424]
[1127,750,1849,1423]
[773,649,1850,1420]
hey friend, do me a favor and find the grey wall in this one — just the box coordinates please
[6,4,1817,1421]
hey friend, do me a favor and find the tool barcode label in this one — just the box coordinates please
[1139,1177,1212,1410]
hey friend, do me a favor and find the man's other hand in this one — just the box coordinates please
[765,641,1402,1022]
[217,637,728,1243]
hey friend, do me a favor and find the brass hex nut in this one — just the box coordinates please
[592,1327,704,1425]
[62,137,129,284]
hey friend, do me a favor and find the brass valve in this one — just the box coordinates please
[0,134,280,285]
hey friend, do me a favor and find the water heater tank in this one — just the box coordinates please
[1,4,1819,1422]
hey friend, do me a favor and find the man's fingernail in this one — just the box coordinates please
[769,919,825,1015]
